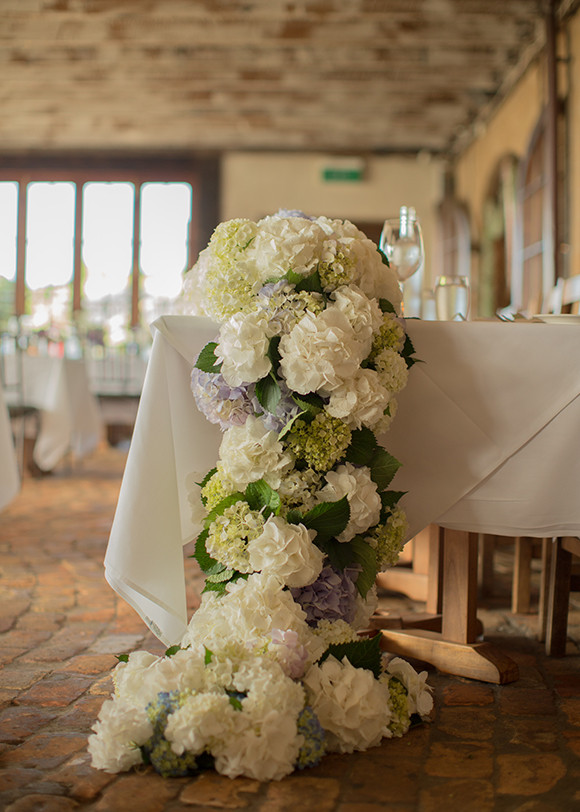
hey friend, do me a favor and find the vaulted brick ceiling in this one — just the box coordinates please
[0,0,561,156]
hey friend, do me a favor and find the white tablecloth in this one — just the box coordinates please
[3,355,104,471]
[105,315,580,644]
[0,383,19,511]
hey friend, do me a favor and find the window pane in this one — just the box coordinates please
[82,182,135,345]
[82,182,135,301]
[0,181,18,282]
[25,182,75,290]
[140,182,191,324]
[0,182,18,327]
[25,182,75,332]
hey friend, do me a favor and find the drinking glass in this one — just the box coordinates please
[379,206,424,314]
[434,275,471,321]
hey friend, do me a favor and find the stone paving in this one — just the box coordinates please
[1,442,580,812]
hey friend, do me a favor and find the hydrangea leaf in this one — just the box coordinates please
[255,373,282,414]
[278,410,307,440]
[285,268,323,293]
[195,342,222,374]
[320,633,383,678]
[285,508,304,525]
[380,490,406,518]
[301,497,350,543]
[193,528,224,574]
[369,448,402,490]
[202,580,228,596]
[349,536,378,597]
[245,479,281,516]
[205,568,235,584]
[203,492,246,529]
[345,426,378,465]
[204,646,213,664]
[379,297,396,313]
[291,392,324,419]
[164,644,182,658]
[377,247,390,268]
[196,467,217,505]
[315,537,358,571]
[115,653,129,663]
[267,335,281,373]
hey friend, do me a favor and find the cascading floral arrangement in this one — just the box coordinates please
[88,211,433,782]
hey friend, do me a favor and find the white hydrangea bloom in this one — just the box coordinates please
[165,693,239,756]
[352,584,379,631]
[218,416,294,490]
[252,215,326,281]
[349,236,403,313]
[303,655,392,753]
[217,310,272,387]
[317,462,381,542]
[327,368,392,430]
[113,648,207,709]
[247,515,324,588]
[88,697,153,773]
[385,657,434,717]
[330,284,383,356]
[279,309,365,396]
[311,619,359,646]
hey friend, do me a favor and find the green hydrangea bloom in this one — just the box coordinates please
[368,506,408,569]
[285,412,351,472]
[201,469,235,513]
[318,250,355,291]
[387,677,411,737]
[369,313,406,361]
[143,691,200,778]
[206,501,265,573]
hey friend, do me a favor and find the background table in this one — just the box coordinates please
[105,316,580,679]
[0,382,20,511]
[3,354,103,471]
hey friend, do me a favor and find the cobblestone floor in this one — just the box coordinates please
[1,442,579,812]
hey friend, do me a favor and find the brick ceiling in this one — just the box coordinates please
[0,0,564,157]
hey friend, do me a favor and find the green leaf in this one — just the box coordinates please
[291,392,325,416]
[286,508,303,525]
[164,644,182,658]
[255,374,281,414]
[379,297,396,313]
[267,336,281,373]
[316,537,359,571]
[349,537,378,597]
[301,497,350,543]
[202,580,228,596]
[285,268,323,293]
[369,448,402,490]
[116,653,129,663]
[203,492,246,529]
[228,695,243,711]
[245,479,281,516]
[377,246,390,267]
[195,342,222,374]
[197,468,217,505]
[401,333,420,369]
[193,529,227,576]
[204,646,213,664]
[278,410,307,440]
[345,426,378,466]
[380,490,406,515]
[320,633,383,678]
[205,568,235,584]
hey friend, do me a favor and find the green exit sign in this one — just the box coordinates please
[321,160,365,183]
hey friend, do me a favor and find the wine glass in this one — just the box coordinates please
[379,206,424,315]
[434,275,471,321]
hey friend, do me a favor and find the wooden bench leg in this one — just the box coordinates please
[512,537,533,614]
[545,538,572,657]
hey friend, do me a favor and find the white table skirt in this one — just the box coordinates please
[0,383,19,512]
[4,355,104,471]
[105,315,580,644]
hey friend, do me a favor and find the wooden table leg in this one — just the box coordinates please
[378,528,519,684]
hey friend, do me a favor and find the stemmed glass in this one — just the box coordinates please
[379,206,424,315]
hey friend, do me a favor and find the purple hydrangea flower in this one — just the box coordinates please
[290,564,360,626]
[190,368,254,431]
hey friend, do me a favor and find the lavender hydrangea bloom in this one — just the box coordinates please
[251,377,302,433]
[290,564,360,626]
[190,368,254,431]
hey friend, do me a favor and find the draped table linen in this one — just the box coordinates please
[0,382,20,511]
[105,315,580,645]
[3,355,104,471]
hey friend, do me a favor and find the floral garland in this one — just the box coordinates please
[88,212,433,782]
